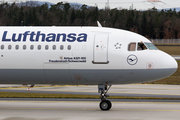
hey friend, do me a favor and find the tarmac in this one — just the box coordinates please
[0,98,180,120]
[172,55,180,60]
[1,84,180,98]
[1,84,180,119]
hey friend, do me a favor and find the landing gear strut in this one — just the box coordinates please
[98,84,112,111]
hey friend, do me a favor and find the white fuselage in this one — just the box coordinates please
[0,26,177,85]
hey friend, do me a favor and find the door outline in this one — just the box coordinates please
[92,33,109,64]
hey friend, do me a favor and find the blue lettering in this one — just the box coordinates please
[2,31,11,41]
[30,32,36,42]
[36,31,45,42]
[23,31,30,41]
[67,33,76,42]
[56,33,66,42]
[2,31,87,42]
[77,33,87,42]
[12,33,22,42]
[46,33,56,42]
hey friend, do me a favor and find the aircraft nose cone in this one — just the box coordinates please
[162,55,178,78]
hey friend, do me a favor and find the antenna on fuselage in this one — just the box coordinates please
[97,21,102,27]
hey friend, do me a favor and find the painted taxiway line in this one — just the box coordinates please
[0,107,180,112]
[1,100,180,105]
[1,89,180,98]
[172,56,180,60]
[1,86,180,95]
[3,85,180,91]
[8,89,180,96]
[110,92,180,96]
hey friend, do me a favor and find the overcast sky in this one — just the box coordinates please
[35,0,179,10]
[4,0,179,10]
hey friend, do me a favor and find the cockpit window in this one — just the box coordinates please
[128,42,158,51]
[137,42,147,50]
[144,42,158,50]
[128,43,136,51]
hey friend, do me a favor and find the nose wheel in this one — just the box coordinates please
[98,84,112,111]
[100,100,112,111]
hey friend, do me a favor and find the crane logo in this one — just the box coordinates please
[127,55,138,65]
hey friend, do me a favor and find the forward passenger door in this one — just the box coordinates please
[93,33,109,64]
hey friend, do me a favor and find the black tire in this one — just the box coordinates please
[106,100,112,110]
[99,100,112,111]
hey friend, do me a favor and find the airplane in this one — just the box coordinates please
[0,22,178,111]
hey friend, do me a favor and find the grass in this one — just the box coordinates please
[156,45,180,55]
[147,76,180,85]
[1,92,180,100]
[155,44,180,46]
[0,92,99,99]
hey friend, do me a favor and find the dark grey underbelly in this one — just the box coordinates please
[0,69,174,85]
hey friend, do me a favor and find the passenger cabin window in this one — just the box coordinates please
[8,45,12,50]
[1,45,4,50]
[45,45,49,50]
[30,45,34,50]
[38,45,41,50]
[67,45,71,50]
[60,45,64,50]
[52,45,56,50]
[128,43,136,51]
[23,45,26,50]
[137,42,147,50]
[15,45,19,50]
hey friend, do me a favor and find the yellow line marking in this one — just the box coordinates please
[3,86,180,90]
[1,101,180,105]
[0,101,99,103]
[0,107,99,111]
[0,107,180,112]
[112,109,180,112]
[3,88,180,96]
[110,92,180,96]
[0,85,87,89]
[112,87,180,91]
[2,87,180,96]
[26,90,180,96]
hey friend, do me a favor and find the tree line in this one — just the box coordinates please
[0,1,180,39]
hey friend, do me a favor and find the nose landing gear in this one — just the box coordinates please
[98,84,112,111]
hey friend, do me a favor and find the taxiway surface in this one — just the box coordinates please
[172,55,180,60]
[1,84,180,98]
[0,98,180,120]
[1,84,180,119]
